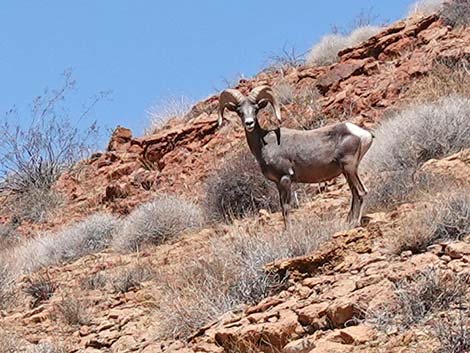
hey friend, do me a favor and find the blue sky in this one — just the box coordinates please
[0,0,415,144]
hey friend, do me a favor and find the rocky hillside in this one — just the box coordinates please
[0,11,469,353]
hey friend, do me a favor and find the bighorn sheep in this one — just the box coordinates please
[218,85,374,227]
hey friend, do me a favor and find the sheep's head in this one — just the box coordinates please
[218,86,281,132]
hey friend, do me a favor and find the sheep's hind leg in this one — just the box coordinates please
[343,172,361,225]
[277,175,292,228]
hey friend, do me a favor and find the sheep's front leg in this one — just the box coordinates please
[277,175,292,228]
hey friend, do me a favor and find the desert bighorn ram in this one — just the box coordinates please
[218,85,374,227]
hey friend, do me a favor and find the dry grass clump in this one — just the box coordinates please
[441,0,470,28]
[4,187,65,224]
[404,59,470,103]
[15,213,120,273]
[273,81,295,105]
[395,269,466,328]
[306,25,382,67]
[23,273,57,308]
[369,268,468,332]
[204,151,280,222]
[388,189,470,254]
[0,262,15,310]
[306,34,348,66]
[157,215,347,338]
[434,310,470,353]
[0,223,19,250]
[363,96,470,210]
[113,195,204,252]
[145,96,194,135]
[111,262,155,293]
[26,342,68,353]
[80,271,107,290]
[408,0,445,16]
[0,331,22,353]
[53,293,91,326]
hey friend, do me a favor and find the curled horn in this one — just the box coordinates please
[218,89,245,126]
[248,85,281,122]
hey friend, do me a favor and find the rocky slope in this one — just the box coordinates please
[51,13,469,222]
[1,12,469,353]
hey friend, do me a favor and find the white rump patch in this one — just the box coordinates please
[345,122,371,140]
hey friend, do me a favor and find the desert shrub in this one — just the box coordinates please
[347,25,382,46]
[363,96,470,210]
[204,151,280,222]
[80,271,107,290]
[158,215,347,338]
[145,96,194,135]
[0,263,14,309]
[273,81,295,105]
[306,34,349,66]
[0,223,18,249]
[441,0,470,28]
[0,70,101,194]
[54,293,90,326]
[306,25,382,67]
[26,343,68,353]
[434,310,470,353]
[23,273,57,308]
[388,188,470,254]
[369,268,468,331]
[6,187,64,224]
[404,59,470,103]
[408,0,445,16]
[0,331,20,353]
[264,44,305,73]
[113,195,204,252]
[111,263,155,293]
[395,269,467,328]
[15,213,120,273]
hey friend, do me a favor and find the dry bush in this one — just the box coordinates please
[145,96,194,135]
[441,0,470,28]
[54,293,90,326]
[204,151,280,222]
[157,215,347,338]
[80,271,107,290]
[15,213,120,273]
[396,269,467,328]
[264,44,305,73]
[306,34,349,66]
[0,71,102,228]
[6,187,65,224]
[388,188,469,254]
[26,343,68,353]
[434,310,470,353]
[0,331,20,353]
[404,59,470,103]
[273,81,295,105]
[113,195,204,252]
[347,25,383,46]
[408,0,445,16]
[306,25,382,67]
[369,268,468,331]
[363,96,470,211]
[0,262,15,310]
[0,223,19,250]
[111,263,155,293]
[23,273,57,308]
